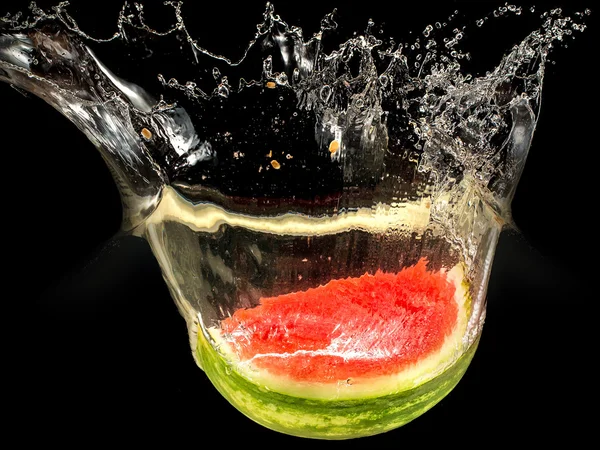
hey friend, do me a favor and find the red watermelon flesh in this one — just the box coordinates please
[220,258,459,383]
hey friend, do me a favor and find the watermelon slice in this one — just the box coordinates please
[196,258,476,439]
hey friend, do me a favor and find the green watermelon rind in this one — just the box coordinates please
[194,263,477,439]
[196,327,478,439]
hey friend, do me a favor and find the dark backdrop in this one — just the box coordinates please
[3,0,596,445]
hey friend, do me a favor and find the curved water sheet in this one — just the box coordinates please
[0,1,592,440]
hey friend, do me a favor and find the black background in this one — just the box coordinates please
[3,0,597,445]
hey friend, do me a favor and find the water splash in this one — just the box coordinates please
[0,1,591,261]
[1,2,593,438]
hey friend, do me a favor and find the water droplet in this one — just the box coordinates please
[435,22,442,29]
[217,84,229,98]
[263,55,273,77]
[366,18,375,33]
[292,68,300,82]
[476,19,485,27]
[276,72,288,85]
[423,24,433,37]
[320,85,332,103]
[445,38,457,49]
